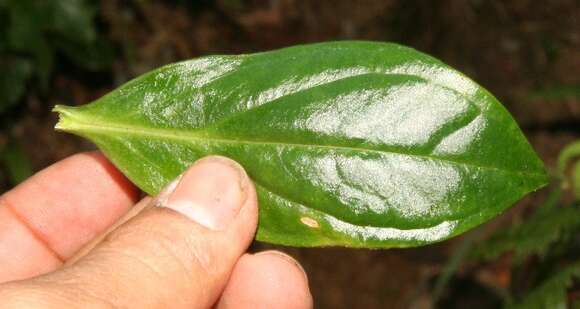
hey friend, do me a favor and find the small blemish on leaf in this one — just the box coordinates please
[301,217,320,228]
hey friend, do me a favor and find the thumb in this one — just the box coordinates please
[0,156,258,308]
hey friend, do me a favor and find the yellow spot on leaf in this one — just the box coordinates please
[300,217,320,228]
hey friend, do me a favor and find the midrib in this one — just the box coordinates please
[58,117,545,179]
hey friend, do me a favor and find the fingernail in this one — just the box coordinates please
[255,250,309,283]
[156,156,249,230]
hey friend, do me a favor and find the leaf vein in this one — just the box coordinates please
[59,117,545,179]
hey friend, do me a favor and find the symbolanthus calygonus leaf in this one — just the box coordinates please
[54,41,548,248]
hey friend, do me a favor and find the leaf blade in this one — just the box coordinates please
[54,41,548,248]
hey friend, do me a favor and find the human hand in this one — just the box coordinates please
[0,152,312,308]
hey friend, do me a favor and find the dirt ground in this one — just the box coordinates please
[1,1,579,308]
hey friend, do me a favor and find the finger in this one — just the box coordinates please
[0,152,139,282]
[217,251,313,309]
[0,156,259,308]
[65,196,153,265]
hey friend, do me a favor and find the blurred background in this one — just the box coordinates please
[1,1,579,308]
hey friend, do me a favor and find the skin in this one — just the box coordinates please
[0,152,313,308]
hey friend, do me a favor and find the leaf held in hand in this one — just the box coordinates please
[54,41,547,248]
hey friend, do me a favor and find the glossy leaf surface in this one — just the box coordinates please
[54,41,547,248]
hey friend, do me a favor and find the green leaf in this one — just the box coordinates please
[5,0,54,89]
[53,41,548,248]
[558,141,580,174]
[558,141,580,198]
[54,36,114,71]
[49,0,98,45]
[529,84,580,101]
[574,162,580,200]
[0,56,32,112]
[558,141,580,175]
[6,0,49,53]
[0,141,33,185]
[3,0,102,89]
[507,262,580,309]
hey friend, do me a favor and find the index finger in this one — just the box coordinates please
[0,152,139,282]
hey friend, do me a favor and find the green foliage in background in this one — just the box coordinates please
[440,139,580,308]
[507,262,580,309]
[559,141,580,199]
[0,0,113,113]
[471,193,580,264]
[0,141,33,185]
[530,84,580,101]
